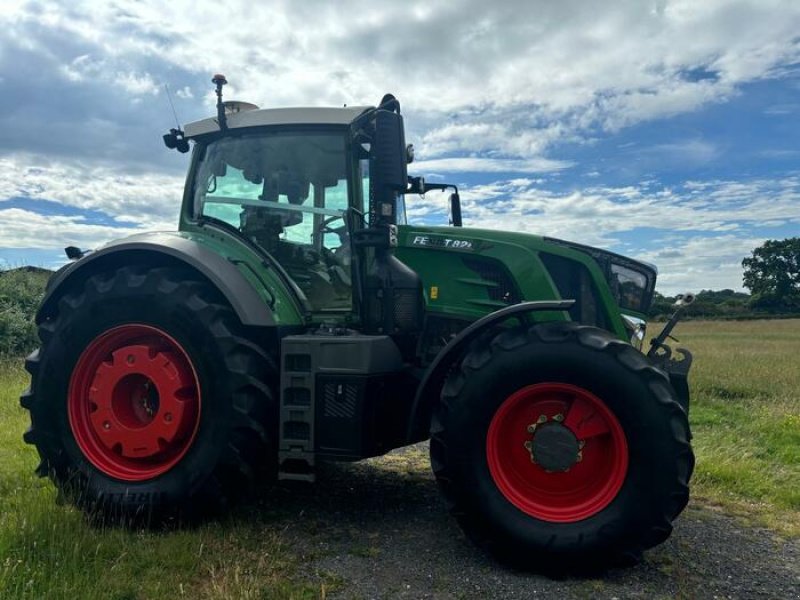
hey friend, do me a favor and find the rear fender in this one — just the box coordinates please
[406,300,574,443]
[39,233,276,327]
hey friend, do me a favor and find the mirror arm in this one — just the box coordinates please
[403,178,463,227]
[404,176,458,195]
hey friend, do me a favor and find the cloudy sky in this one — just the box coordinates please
[1,0,799,294]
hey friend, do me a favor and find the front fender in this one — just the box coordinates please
[406,300,574,443]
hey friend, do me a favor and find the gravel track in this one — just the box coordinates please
[261,444,799,599]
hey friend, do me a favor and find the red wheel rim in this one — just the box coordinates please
[68,324,201,481]
[486,382,628,522]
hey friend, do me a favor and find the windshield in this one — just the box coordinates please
[193,132,354,312]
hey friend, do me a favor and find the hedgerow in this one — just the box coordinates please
[0,268,51,357]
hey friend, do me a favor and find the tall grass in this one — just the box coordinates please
[0,361,319,600]
[668,319,800,534]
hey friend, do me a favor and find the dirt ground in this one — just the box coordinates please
[254,444,799,599]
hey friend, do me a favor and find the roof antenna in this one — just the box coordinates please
[164,83,182,130]
[212,74,228,130]
[162,83,189,153]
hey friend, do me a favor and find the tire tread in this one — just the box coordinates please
[430,322,694,570]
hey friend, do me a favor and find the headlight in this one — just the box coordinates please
[621,314,646,350]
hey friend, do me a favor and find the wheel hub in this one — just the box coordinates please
[525,421,581,472]
[88,344,195,459]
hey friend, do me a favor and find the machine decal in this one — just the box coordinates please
[411,235,474,251]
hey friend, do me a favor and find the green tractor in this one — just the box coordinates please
[22,75,694,568]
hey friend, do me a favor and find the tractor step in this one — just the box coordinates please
[277,333,404,481]
[278,338,317,482]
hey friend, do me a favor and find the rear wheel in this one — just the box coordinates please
[430,322,694,570]
[21,265,277,522]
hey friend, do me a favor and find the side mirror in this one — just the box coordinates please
[450,192,463,227]
[402,179,463,226]
[370,109,407,226]
[406,143,415,164]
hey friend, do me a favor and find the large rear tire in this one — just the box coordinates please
[430,321,694,570]
[21,265,277,522]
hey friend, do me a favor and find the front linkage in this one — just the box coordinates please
[647,293,696,411]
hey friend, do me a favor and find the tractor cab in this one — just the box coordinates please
[180,81,423,348]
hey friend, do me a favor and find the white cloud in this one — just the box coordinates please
[413,157,572,174]
[0,207,147,249]
[5,0,800,159]
[1,157,796,293]
[113,70,159,95]
[59,53,158,96]
[0,154,182,231]
[635,234,764,294]
[175,86,193,99]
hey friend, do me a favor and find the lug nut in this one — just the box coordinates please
[523,440,537,463]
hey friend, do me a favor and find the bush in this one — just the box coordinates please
[0,268,51,357]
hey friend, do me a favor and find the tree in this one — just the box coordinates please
[742,238,800,312]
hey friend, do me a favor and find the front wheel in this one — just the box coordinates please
[430,322,694,570]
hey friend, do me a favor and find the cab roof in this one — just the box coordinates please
[184,105,372,138]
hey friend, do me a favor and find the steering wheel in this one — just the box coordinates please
[318,214,346,236]
[316,215,352,266]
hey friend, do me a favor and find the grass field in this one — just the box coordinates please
[0,362,324,599]
[673,319,800,535]
[0,319,798,598]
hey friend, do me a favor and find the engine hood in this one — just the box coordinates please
[397,224,656,318]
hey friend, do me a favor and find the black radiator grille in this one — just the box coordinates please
[393,289,420,331]
[539,253,607,329]
[419,316,472,365]
[461,257,521,304]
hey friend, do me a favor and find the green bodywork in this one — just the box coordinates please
[397,225,629,340]
[176,217,629,339]
[176,224,306,326]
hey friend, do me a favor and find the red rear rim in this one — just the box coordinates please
[486,382,628,522]
[68,324,201,481]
